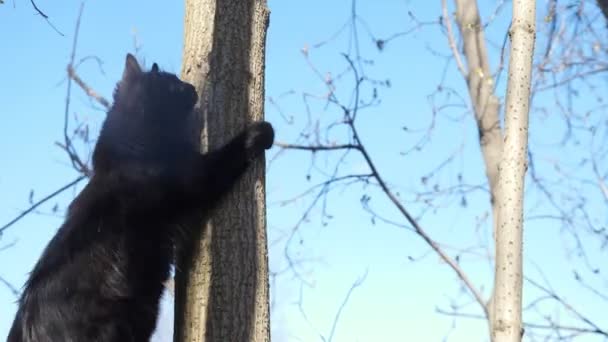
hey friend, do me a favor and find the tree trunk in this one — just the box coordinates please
[492,0,536,341]
[454,0,503,207]
[174,1,271,341]
[453,0,502,322]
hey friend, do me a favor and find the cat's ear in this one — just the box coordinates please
[151,63,159,73]
[122,53,142,81]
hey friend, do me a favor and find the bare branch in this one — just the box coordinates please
[347,51,489,317]
[29,0,64,36]
[349,112,489,317]
[67,65,110,109]
[58,2,94,176]
[28,0,47,18]
[0,176,86,235]
[281,51,489,318]
[437,308,608,337]
[54,142,91,176]
[275,142,360,152]
[0,239,17,252]
[440,0,467,78]
[273,2,608,339]
[324,270,368,342]
[0,274,19,297]
[526,277,608,337]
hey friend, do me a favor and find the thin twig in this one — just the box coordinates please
[526,277,608,336]
[275,142,360,152]
[324,270,368,342]
[441,0,467,78]
[28,0,47,18]
[0,239,17,252]
[67,65,111,109]
[54,142,90,176]
[346,53,489,317]
[0,176,86,235]
[29,0,64,36]
[437,308,608,337]
[0,274,19,297]
[281,53,489,318]
[60,2,92,176]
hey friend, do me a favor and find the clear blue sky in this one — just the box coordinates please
[1,1,606,341]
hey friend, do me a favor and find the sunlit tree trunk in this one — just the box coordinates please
[492,1,536,341]
[174,0,271,341]
[452,0,535,339]
[452,0,501,325]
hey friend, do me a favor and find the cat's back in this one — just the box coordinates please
[7,178,147,342]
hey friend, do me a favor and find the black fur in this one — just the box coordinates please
[7,54,274,342]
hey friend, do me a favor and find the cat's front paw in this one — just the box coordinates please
[246,121,275,152]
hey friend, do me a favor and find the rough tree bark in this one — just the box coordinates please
[492,1,536,341]
[174,0,271,341]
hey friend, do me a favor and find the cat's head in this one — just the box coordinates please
[93,55,199,172]
[112,54,198,123]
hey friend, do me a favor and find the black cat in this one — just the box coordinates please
[7,54,274,342]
